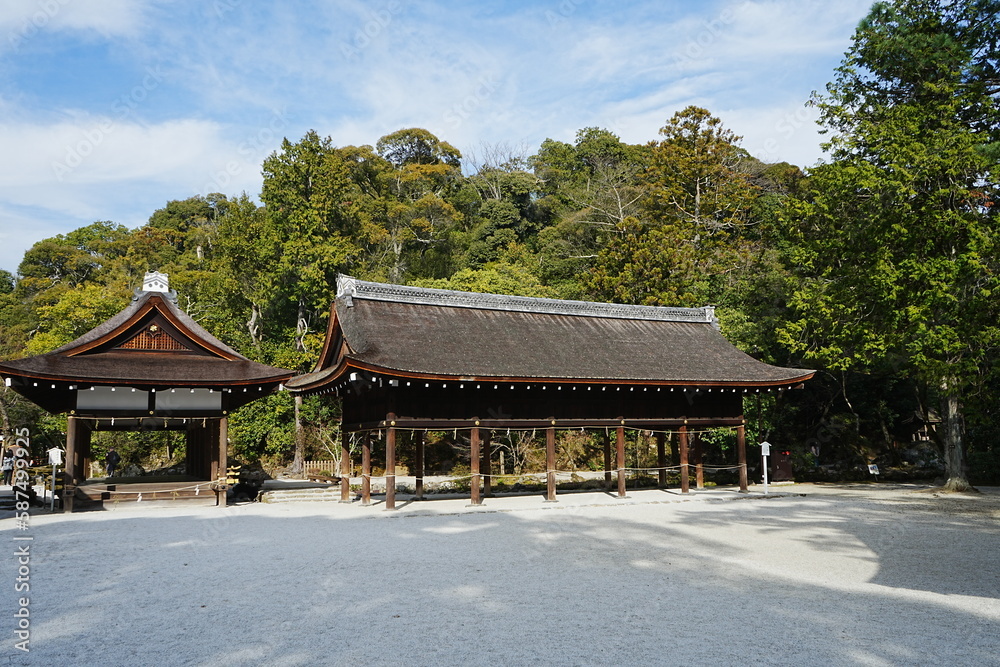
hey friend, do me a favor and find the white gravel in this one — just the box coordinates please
[4,483,999,666]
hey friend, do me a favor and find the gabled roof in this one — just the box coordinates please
[285,275,814,394]
[0,289,294,414]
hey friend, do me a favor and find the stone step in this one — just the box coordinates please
[259,488,343,503]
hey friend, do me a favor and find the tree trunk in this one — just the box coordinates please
[0,387,12,449]
[295,298,308,353]
[246,303,262,349]
[940,378,973,492]
[292,395,305,477]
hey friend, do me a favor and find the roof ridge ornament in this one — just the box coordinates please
[336,274,718,325]
[135,271,178,304]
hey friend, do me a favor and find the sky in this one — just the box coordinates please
[0,0,875,275]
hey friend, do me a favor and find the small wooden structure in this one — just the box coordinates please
[286,276,814,508]
[0,272,293,510]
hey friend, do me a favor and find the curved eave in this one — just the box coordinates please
[285,357,815,396]
[0,362,294,387]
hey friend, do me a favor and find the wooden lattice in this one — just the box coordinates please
[118,328,189,351]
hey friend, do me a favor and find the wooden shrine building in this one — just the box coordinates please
[0,272,293,510]
[286,275,815,508]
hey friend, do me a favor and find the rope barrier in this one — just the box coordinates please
[91,481,216,497]
[349,463,746,481]
[348,425,743,436]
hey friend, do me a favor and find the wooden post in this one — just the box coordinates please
[340,435,351,503]
[679,425,690,494]
[385,414,397,510]
[64,416,78,513]
[362,433,372,505]
[482,430,492,497]
[737,424,748,492]
[603,431,612,492]
[218,417,228,507]
[694,432,704,490]
[414,430,424,500]
[656,431,667,489]
[545,424,557,502]
[616,422,627,497]
[470,424,482,506]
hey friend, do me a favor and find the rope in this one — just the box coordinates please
[95,481,217,497]
[351,464,745,481]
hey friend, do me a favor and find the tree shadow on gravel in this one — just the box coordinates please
[10,489,999,667]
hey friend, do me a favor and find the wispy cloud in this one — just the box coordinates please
[0,0,873,273]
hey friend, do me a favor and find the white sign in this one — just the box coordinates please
[868,464,880,475]
[760,441,771,456]
[47,447,63,465]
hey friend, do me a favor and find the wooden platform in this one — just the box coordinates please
[74,477,222,509]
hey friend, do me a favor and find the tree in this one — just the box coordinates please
[782,0,1000,490]
[589,108,757,305]
[260,130,361,353]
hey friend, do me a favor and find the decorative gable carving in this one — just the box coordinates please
[117,324,190,352]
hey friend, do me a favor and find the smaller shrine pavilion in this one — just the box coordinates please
[0,272,294,510]
[286,275,814,508]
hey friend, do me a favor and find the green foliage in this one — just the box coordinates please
[783,0,1000,487]
[6,43,1000,480]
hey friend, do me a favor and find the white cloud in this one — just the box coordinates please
[0,0,151,51]
[0,114,262,272]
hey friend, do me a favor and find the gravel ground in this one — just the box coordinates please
[3,483,999,666]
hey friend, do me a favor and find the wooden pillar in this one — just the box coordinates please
[616,422,626,497]
[340,435,351,503]
[362,433,372,505]
[79,425,91,482]
[218,417,228,507]
[81,426,92,482]
[656,431,667,488]
[737,424,748,492]
[414,431,424,500]
[545,424,556,502]
[385,414,397,510]
[482,430,493,497]
[602,431,612,491]
[694,432,704,490]
[679,425,690,494]
[64,416,78,513]
[470,425,482,506]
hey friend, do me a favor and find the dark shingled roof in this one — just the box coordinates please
[0,290,293,387]
[285,276,813,392]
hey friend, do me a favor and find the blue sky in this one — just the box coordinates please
[0,0,874,274]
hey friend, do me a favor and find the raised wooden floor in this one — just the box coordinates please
[74,477,221,509]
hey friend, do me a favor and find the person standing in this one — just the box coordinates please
[105,448,121,478]
[1,447,14,486]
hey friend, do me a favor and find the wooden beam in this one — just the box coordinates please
[737,423,748,492]
[342,416,746,432]
[414,430,424,500]
[362,433,372,506]
[616,422,626,498]
[340,435,351,503]
[64,416,78,513]
[694,432,704,490]
[385,413,397,510]
[483,430,493,497]
[656,431,666,489]
[679,425,689,494]
[603,431,612,491]
[545,424,556,502]
[218,417,228,507]
[470,424,481,506]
